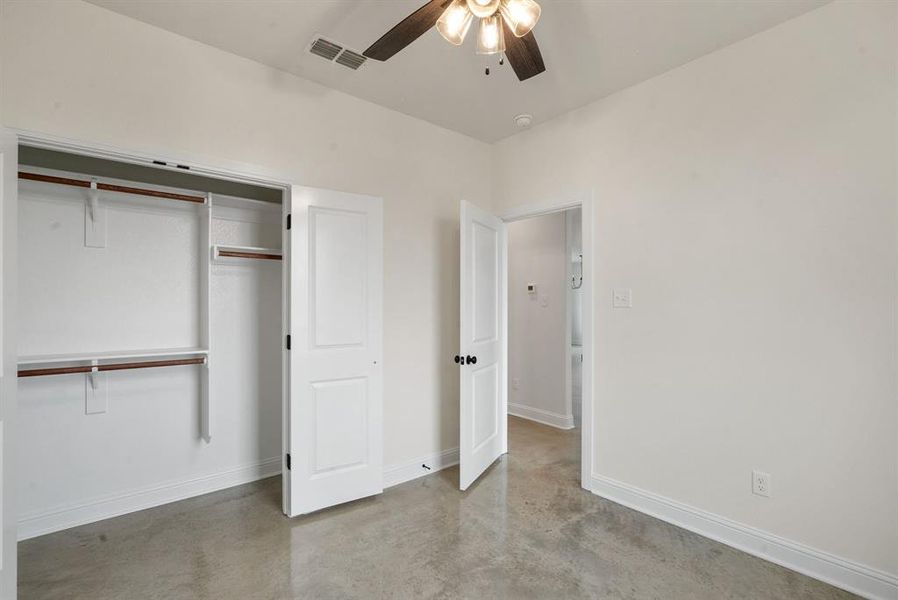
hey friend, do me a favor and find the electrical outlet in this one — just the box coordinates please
[613,288,632,308]
[752,470,771,497]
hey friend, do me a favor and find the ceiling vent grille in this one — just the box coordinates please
[309,37,343,61]
[335,49,367,70]
[309,36,367,71]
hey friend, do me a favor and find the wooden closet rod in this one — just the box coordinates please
[18,171,206,204]
[18,357,206,378]
[218,250,282,261]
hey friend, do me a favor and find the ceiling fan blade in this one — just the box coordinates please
[363,0,452,61]
[502,19,546,81]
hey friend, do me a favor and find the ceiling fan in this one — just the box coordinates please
[362,0,546,81]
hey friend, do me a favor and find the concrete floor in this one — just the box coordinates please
[20,417,856,599]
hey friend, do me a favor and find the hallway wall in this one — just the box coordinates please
[507,212,571,429]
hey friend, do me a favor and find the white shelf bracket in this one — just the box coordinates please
[85,178,107,248]
[85,359,107,414]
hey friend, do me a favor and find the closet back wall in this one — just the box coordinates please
[16,174,282,538]
[1,0,492,489]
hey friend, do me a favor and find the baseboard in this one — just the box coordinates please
[18,457,281,541]
[383,447,459,489]
[509,403,574,430]
[590,474,898,600]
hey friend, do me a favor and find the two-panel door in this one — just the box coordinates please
[459,200,507,490]
[284,185,383,515]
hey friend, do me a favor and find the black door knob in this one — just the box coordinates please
[465,355,477,365]
[454,355,461,364]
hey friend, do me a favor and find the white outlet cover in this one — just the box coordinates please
[613,288,632,308]
[752,470,771,497]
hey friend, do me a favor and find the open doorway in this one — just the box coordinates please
[506,208,582,463]
[507,208,582,430]
[458,195,593,492]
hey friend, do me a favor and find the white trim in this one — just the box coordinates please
[13,129,292,190]
[590,474,898,600]
[501,198,582,222]
[18,457,281,541]
[509,403,574,430]
[383,447,459,489]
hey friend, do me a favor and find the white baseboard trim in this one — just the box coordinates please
[18,457,281,541]
[383,447,459,489]
[509,403,574,430]
[590,474,898,600]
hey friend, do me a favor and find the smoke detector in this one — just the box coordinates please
[514,114,533,128]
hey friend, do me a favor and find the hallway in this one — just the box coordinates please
[19,417,854,599]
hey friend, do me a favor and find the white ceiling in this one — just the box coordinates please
[86,0,828,142]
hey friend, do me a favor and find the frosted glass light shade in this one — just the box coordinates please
[466,0,501,18]
[437,0,475,46]
[476,14,505,55]
[499,0,541,37]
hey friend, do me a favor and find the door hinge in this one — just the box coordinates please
[286,334,291,350]
[286,214,291,230]
[286,453,291,470]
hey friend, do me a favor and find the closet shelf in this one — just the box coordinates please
[213,244,282,262]
[18,346,209,367]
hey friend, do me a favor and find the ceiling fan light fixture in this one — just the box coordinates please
[476,14,506,55]
[466,0,501,19]
[499,0,541,37]
[437,0,475,46]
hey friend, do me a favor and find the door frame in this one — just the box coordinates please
[3,128,298,526]
[499,190,595,489]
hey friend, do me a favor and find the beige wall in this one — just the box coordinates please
[0,0,492,470]
[493,0,898,576]
[507,212,569,425]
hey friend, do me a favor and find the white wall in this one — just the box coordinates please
[494,0,898,582]
[15,175,283,539]
[507,212,571,429]
[0,0,493,480]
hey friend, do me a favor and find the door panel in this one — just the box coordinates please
[287,186,383,515]
[459,201,507,491]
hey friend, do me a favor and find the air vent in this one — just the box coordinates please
[309,36,367,71]
[335,49,367,70]
[309,37,343,61]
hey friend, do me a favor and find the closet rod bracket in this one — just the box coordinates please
[87,179,99,222]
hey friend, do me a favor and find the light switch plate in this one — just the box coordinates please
[613,288,632,308]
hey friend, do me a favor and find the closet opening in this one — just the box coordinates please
[15,144,289,540]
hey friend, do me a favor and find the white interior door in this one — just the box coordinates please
[0,130,18,597]
[459,200,507,491]
[285,185,383,516]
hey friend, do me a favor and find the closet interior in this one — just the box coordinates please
[16,146,286,540]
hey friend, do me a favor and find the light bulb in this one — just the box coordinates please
[466,0,500,19]
[437,0,474,46]
[499,0,541,37]
[476,14,505,55]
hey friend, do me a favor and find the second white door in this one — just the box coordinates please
[459,200,507,491]
[286,185,383,515]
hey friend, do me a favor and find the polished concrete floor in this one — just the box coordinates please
[20,417,856,599]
